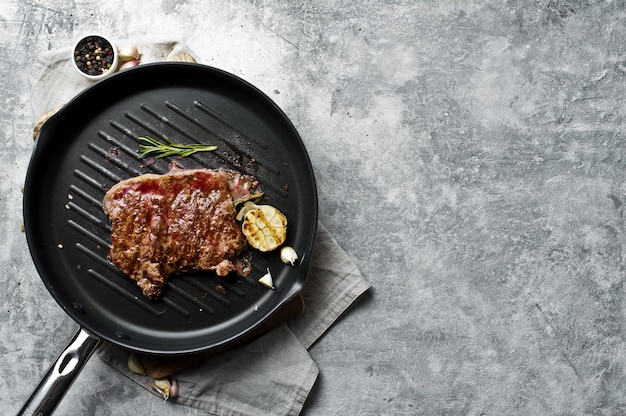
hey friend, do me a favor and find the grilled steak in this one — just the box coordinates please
[102,166,260,299]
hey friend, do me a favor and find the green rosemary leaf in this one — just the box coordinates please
[136,136,217,159]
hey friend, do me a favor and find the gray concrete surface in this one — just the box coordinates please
[3,1,626,415]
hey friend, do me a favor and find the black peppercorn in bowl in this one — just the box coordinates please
[71,34,119,81]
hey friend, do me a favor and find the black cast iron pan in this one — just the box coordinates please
[19,62,317,415]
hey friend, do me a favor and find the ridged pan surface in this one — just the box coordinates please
[23,63,317,355]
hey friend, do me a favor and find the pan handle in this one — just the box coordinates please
[17,328,101,416]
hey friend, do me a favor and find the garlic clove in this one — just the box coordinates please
[258,268,275,289]
[118,46,141,62]
[169,377,179,399]
[280,246,298,266]
[119,60,139,70]
[151,377,172,400]
[235,201,259,221]
[166,53,197,63]
[127,351,146,375]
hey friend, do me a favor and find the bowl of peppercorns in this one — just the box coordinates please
[72,35,119,81]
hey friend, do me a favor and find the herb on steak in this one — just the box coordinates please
[137,136,217,159]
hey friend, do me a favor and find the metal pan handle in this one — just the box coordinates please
[17,328,101,416]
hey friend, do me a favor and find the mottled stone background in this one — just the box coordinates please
[3,1,626,415]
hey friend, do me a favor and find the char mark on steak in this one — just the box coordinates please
[102,166,261,299]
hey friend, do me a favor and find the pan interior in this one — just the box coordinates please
[23,63,317,354]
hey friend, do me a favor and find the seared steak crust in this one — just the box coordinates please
[102,168,253,299]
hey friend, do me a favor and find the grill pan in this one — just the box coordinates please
[19,62,317,415]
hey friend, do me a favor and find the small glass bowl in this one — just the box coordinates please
[71,34,119,81]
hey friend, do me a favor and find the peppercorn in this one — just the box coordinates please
[74,36,115,76]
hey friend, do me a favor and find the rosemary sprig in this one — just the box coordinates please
[136,136,217,159]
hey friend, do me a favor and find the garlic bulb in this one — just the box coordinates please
[241,203,287,252]
[280,246,298,266]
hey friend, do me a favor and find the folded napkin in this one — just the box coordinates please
[29,38,370,416]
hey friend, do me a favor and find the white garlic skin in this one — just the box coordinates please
[280,246,298,266]
[118,46,141,61]
[258,268,275,289]
[119,60,139,70]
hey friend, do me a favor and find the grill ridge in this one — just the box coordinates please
[97,130,139,159]
[69,185,103,208]
[87,268,165,317]
[167,282,215,314]
[184,278,232,307]
[194,100,269,151]
[74,241,112,266]
[88,142,143,177]
[160,297,191,317]
[166,101,233,145]
[79,155,123,183]
[67,202,108,233]
[141,103,199,142]
[74,169,108,194]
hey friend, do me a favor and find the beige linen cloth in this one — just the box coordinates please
[29,39,370,416]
